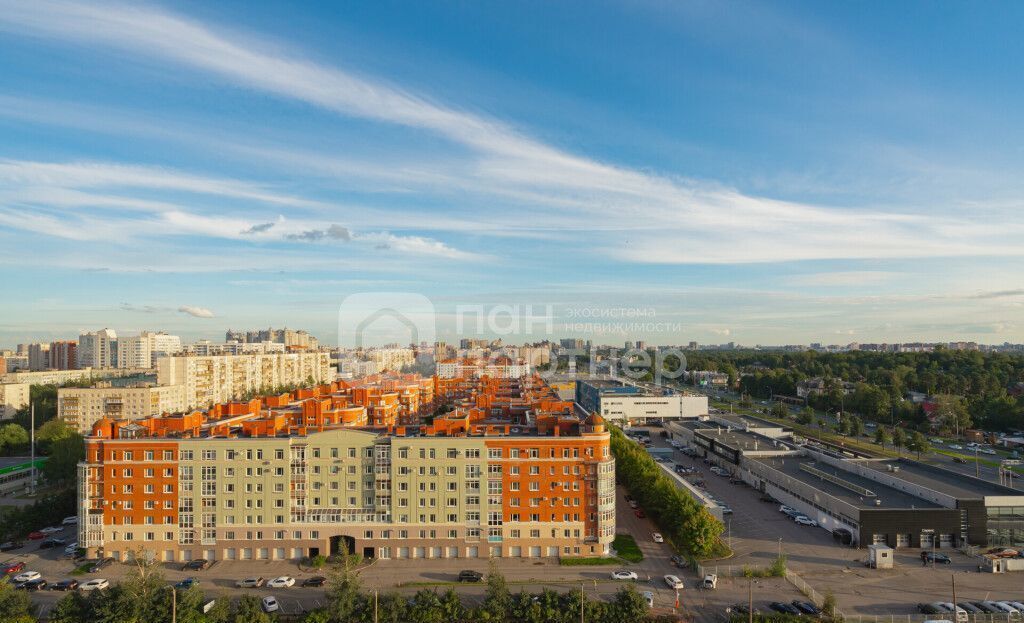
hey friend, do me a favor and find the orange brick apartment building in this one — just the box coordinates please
[78,374,615,564]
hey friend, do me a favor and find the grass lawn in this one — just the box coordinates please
[612,534,644,563]
[559,557,621,566]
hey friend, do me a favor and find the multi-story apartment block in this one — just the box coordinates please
[0,382,29,419]
[27,343,50,371]
[156,352,333,410]
[367,348,415,373]
[58,383,187,434]
[48,341,78,370]
[118,332,183,369]
[78,329,118,369]
[78,376,614,564]
[437,357,531,379]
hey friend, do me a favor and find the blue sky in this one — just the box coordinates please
[1,0,1023,347]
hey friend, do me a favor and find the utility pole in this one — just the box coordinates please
[580,581,585,623]
[951,573,958,617]
[374,589,378,623]
[168,586,176,623]
[778,537,783,559]
[975,447,980,478]
[748,577,753,623]
[29,403,35,494]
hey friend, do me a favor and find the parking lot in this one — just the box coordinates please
[638,426,1024,617]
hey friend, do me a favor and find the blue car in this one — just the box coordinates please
[174,578,199,590]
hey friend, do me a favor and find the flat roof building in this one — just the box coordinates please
[576,378,707,424]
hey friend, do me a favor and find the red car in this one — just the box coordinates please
[2,562,25,574]
[634,509,646,518]
[27,531,45,540]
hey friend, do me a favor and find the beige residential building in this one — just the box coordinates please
[78,328,118,369]
[0,383,29,419]
[118,331,183,369]
[367,348,415,372]
[58,383,186,433]
[156,352,333,410]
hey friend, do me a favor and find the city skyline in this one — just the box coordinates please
[3,1,1024,345]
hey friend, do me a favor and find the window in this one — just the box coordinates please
[145,451,154,461]
[488,448,502,459]
[201,449,216,461]
[163,450,173,460]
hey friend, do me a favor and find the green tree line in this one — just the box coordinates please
[610,426,724,559]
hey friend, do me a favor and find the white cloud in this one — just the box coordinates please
[178,305,215,318]
[785,271,901,287]
[2,1,1023,266]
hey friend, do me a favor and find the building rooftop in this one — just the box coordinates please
[856,458,1023,500]
[696,426,793,453]
[750,455,944,510]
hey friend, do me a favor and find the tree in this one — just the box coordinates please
[438,588,467,622]
[481,564,512,622]
[908,431,931,460]
[35,418,76,453]
[770,402,788,419]
[324,563,366,623]
[796,407,814,426]
[0,423,29,455]
[850,416,865,438]
[376,591,409,623]
[42,431,85,484]
[611,585,649,623]
[0,574,35,622]
[874,427,889,448]
[408,589,445,623]
[932,394,972,436]
[892,428,907,455]
[234,595,272,623]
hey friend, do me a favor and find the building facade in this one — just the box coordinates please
[78,376,614,563]
[367,349,415,373]
[0,383,29,419]
[58,383,187,434]
[118,332,183,369]
[156,352,334,411]
[576,378,707,424]
[48,341,79,371]
[78,329,118,369]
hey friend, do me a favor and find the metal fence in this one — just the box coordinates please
[841,615,1021,623]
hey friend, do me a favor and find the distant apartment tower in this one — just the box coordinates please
[49,341,78,370]
[225,328,319,350]
[118,331,182,369]
[157,352,333,410]
[367,348,415,373]
[78,329,117,369]
[559,338,584,350]
[27,343,51,371]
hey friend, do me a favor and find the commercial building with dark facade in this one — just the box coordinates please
[668,414,1024,549]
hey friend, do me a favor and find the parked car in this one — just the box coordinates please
[956,602,983,614]
[642,591,655,609]
[12,571,41,583]
[1007,603,1024,614]
[952,457,968,464]
[987,602,1021,615]
[652,533,664,543]
[663,575,684,589]
[262,596,280,613]
[39,526,63,535]
[0,541,23,552]
[921,552,952,564]
[702,574,717,589]
[634,510,646,518]
[236,577,266,588]
[670,554,686,568]
[949,444,963,450]
[628,500,639,509]
[770,602,802,615]
[918,603,944,614]
[19,578,47,591]
[3,562,26,574]
[267,576,295,588]
[39,538,67,549]
[88,558,114,573]
[792,601,821,615]
[720,506,734,515]
[50,579,79,591]
[302,576,327,588]
[971,602,1001,613]
[183,558,210,571]
[174,578,199,590]
[27,531,45,540]
[779,505,798,515]
[794,516,818,527]
[611,570,639,581]
[457,570,483,582]
[61,516,78,526]
[80,578,110,591]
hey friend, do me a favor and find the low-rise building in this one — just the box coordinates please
[437,357,531,379]
[575,378,707,424]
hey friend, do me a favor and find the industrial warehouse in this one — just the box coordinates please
[667,413,1024,550]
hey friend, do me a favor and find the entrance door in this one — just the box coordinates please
[895,534,910,548]
[939,534,954,548]
[920,532,935,548]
